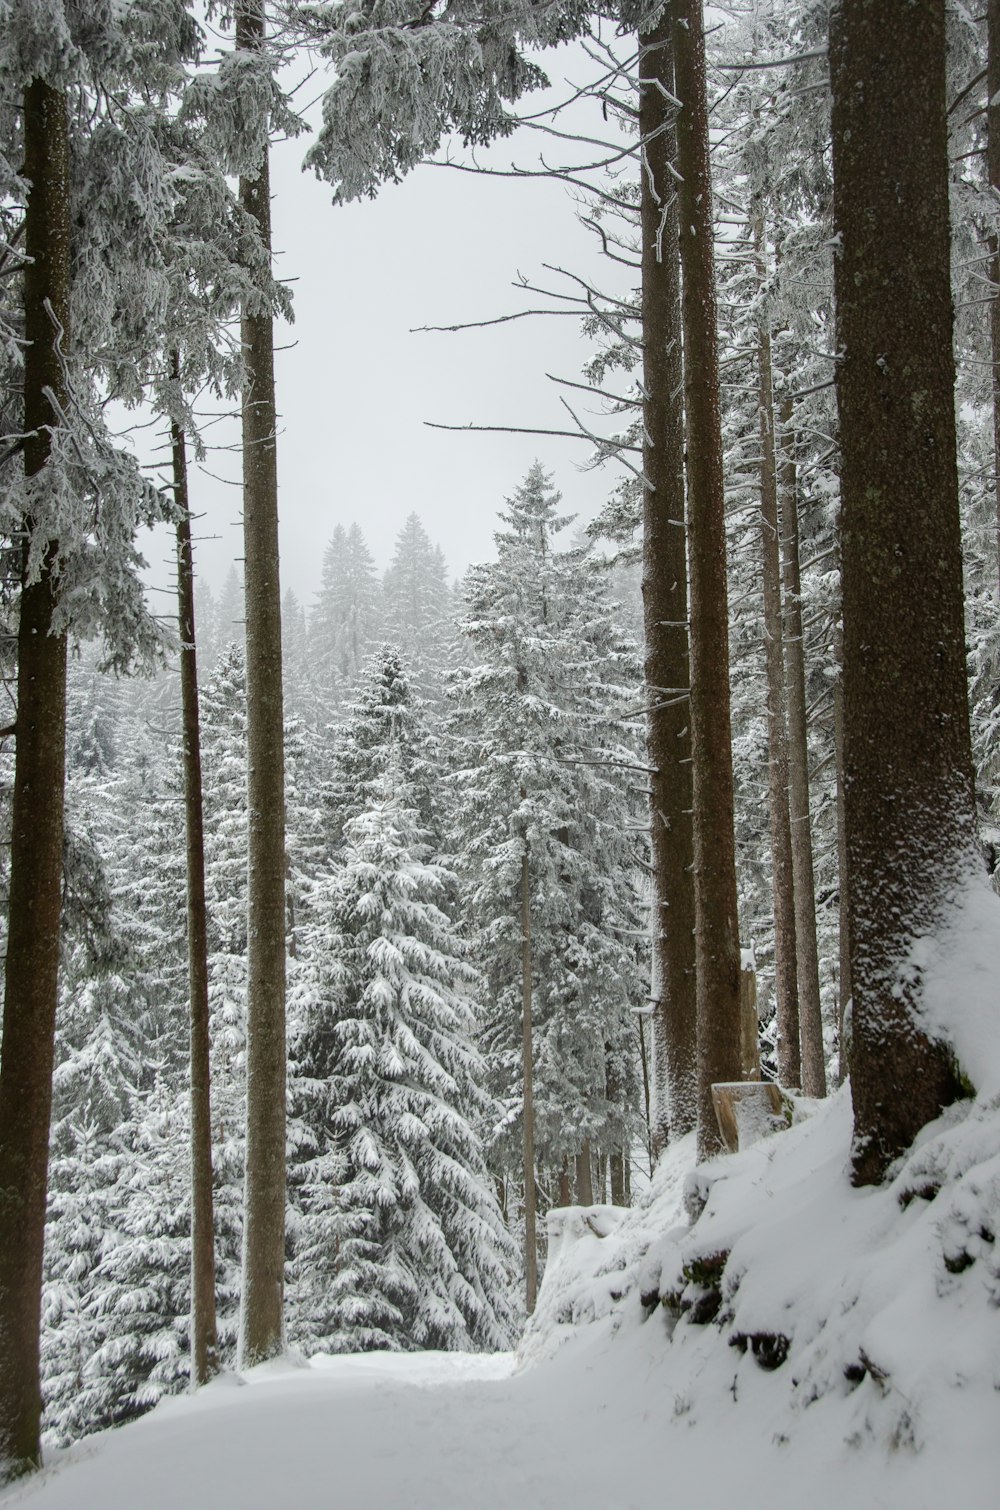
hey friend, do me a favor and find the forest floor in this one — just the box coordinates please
[6,1036,1000,1510]
[0,1294,988,1510]
[5,1082,998,1510]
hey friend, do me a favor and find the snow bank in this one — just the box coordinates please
[524,1085,1000,1503]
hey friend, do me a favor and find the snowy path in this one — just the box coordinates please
[3,1349,669,1510]
[1,1332,978,1510]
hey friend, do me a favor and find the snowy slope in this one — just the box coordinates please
[5,1088,999,1510]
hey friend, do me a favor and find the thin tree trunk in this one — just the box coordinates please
[520,843,538,1313]
[0,78,70,1483]
[171,361,219,1389]
[754,228,800,1089]
[672,0,743,1160]
[778,399,826,1097]
[988,0,1000,593]
[236,0,287,1368]
[639,19,697,1146]
[830,0,978,1184]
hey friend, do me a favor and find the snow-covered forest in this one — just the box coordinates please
[0,0,999,1504]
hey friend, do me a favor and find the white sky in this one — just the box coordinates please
[143,38,636,606]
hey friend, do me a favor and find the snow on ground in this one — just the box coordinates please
[5,1088,1000,1510]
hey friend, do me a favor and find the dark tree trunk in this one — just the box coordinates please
[574,1141,594,1207]
[610,1150,627,1206]
[672,0,743,1160]
[0,79,70,1483]
[171,364,219,1389]
[830,0,979,1184]
[520,843,538,1313]
[777,399,826,1097]
[754,241,800,1089]
[236,0,287,1367]
[639,18,697,1146]
[988,0,1000,593]
[832,612,851,1085]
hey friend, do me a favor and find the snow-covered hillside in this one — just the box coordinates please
[5,1084,998,1510]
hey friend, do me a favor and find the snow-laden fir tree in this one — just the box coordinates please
[322,645,441,851]
[451,464,646,1232]
[311,523,383,701]
[294,756,516,1354]
[381,514,453,698]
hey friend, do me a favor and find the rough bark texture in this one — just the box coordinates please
[755,262,800,1089]
[639,19,698,1147]
[830,0,979,1184]
[172,376,219,1389]
[520,845,538,1313]
[672,0,743,1160]
[777,400,826,1097]
[989,0,1000,594]
[0,79,70,1482]
[832,612,851,1085]
[574,1141,594,1207]
[236,0,287,1367]
[610,1150,627,1206]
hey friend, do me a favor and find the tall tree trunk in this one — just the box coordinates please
[988,0,1000,594]
[832,611,851,1085]
[236,0,287,1367]
[171,363,219,1388]
[574,1140,594,1206]
[520,842,538,1313]
[778,399,826,1097]
[672,0,743,1159]
[639,18,697,1146]
[754,231,800,1089]
[0,79,70,1483]
[610,1149,627,1206]
[830,0,978,1184]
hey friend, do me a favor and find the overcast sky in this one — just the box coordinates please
[142,37,636,608]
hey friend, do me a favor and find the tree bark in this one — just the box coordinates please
[171,363,219,1389]
[832,612,851,1085]
[639,18,698,1146]
[754,235,800,1089]
[778,399,826,1097]
[830,0,979,1184]
[610,1150,627,1205]
[0,79,70,1483]
[988,0,1000,594]
[236,0,287,1367]
[672,0,743,1160]
[574,1140,594,1206]
[520,842,538,1313]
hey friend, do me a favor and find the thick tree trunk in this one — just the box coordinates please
[754,243,800,1089]
[520,844,538,1313]
[171,370,219,1389]
[830,0,979,1184]
[777,400,826,1097]
[236,0,287,1367]
[988,0,1000,593]
[832,613,851,1085]
[639,19,697,1146]
[574,1140,594,1207]
[610,1150,627,1206]
[0,79,70,1483]
[672,0,743,1159]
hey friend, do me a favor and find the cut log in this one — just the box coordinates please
[711,1080,786,1154]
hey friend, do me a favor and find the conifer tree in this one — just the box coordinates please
[297,768,516,1352]
[452,465,644,1294]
